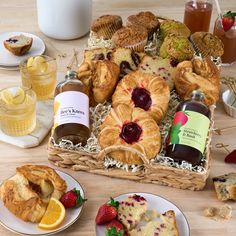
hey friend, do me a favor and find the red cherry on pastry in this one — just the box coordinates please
[120,122,142,144]
[131,87,152,111]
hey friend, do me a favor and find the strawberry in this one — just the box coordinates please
[224,149,236,164]
[95,197,119,225]
[222,11,236,32]
[105,226,125,236]
[60,188,86,208]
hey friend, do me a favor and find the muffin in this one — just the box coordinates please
[3,34,33,56]
[160,20,191,39]
[190,32,224,58]
[127,11,160,38]
[91,15,123,39]
[112,25,148,52]
[160,35,194,62]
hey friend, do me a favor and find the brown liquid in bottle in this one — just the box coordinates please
[166,91,211,165]
[53,71,90,145]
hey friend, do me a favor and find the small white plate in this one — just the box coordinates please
[0,170,85,236]
[0,31,46,67]
[96,192,190,236]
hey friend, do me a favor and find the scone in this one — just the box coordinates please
[160,35,194,62]
[4,34,33,56]
[111,47,145,77]
[174,57,220,106]
[91,15,123,39]
[112,71,170,123]
[138,55,178,90]
[129,210,179,236]
[127,11,160,38]
[118,194,148,231]
[0,165,67,222]
[112,25,148,52]
[98,104,161,164]
[160,20,191,39]
[83,48,113,62]
[212,173,236,201]
[190,32,224,58]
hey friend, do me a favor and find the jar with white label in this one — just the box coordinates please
[53,71,90,145]
[166,90,211,165]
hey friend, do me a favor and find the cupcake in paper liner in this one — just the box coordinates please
[160,35,194,62]
[126,11,160,39]
[190,32,224,58]
[91,15,123,39]
[160,19,191,39]
[112,25,148,52]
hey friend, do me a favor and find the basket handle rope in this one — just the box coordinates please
[97,145,150,165]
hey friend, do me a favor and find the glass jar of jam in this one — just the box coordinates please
[53,70,90,145]
[166,90,211,165]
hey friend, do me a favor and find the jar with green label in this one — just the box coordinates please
[166,90,211,165]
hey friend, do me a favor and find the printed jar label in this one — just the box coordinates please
[54,91,89,128]
[169,110,210,154]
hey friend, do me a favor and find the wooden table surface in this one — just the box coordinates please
[0,0,236,235]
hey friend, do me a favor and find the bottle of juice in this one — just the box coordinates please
[53,70,90,145]
[166,90,211,165]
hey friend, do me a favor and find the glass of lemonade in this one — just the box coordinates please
[183,0,213,33]
[20,55,57,100]
[0,87,36,136]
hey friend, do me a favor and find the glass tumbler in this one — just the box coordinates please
[213,16,236,65]
[20,55,57,100]
[183,0,213,33]
[0,87,36,136]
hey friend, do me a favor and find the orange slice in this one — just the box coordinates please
[38,198,66,230]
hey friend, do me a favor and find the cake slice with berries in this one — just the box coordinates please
[138,55,177,90]
[118,194,148,231]
[129,210,179,236]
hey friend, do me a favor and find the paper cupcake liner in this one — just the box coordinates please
[124,38,148,52]
[93,20,122,39]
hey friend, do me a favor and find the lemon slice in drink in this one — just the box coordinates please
[1,87,25,105]
[27,56,48,73]
[38,198,66,230]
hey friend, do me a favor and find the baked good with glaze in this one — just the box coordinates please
[127,11,160,38]
[212,173,236,201]
[83,48,113,62]
[112,25,148,52]
[190,32,224,58]
[0,165,67,222]
[3,34,33,56]
[160,35,194,62]
[129,210,179,236]
[91,15,123,39]
[111,47,145,77]
[77,60,120,104]
[98,104,161,164]
[118,194,148,231]
[138,55,178,90]
[112,71,170,123]
[174,57,220,106]
[160,20,191,39]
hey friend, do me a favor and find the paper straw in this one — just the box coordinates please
[214,0,222,19]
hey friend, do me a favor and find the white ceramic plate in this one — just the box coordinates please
[0,31,45,67]
[96,192,190,236]
[0,170,85,236]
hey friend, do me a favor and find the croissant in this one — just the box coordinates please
[0,165,67,222]
[174,58,220,106]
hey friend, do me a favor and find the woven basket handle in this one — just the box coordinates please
[97,145,150,165]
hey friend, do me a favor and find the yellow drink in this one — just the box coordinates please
[0,87,36,136]
[20,55,57,100]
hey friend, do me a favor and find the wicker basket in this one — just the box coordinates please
[48,102,214,191]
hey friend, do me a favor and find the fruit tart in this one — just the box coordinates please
[112,71,170,123]
[98,104,161,164]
